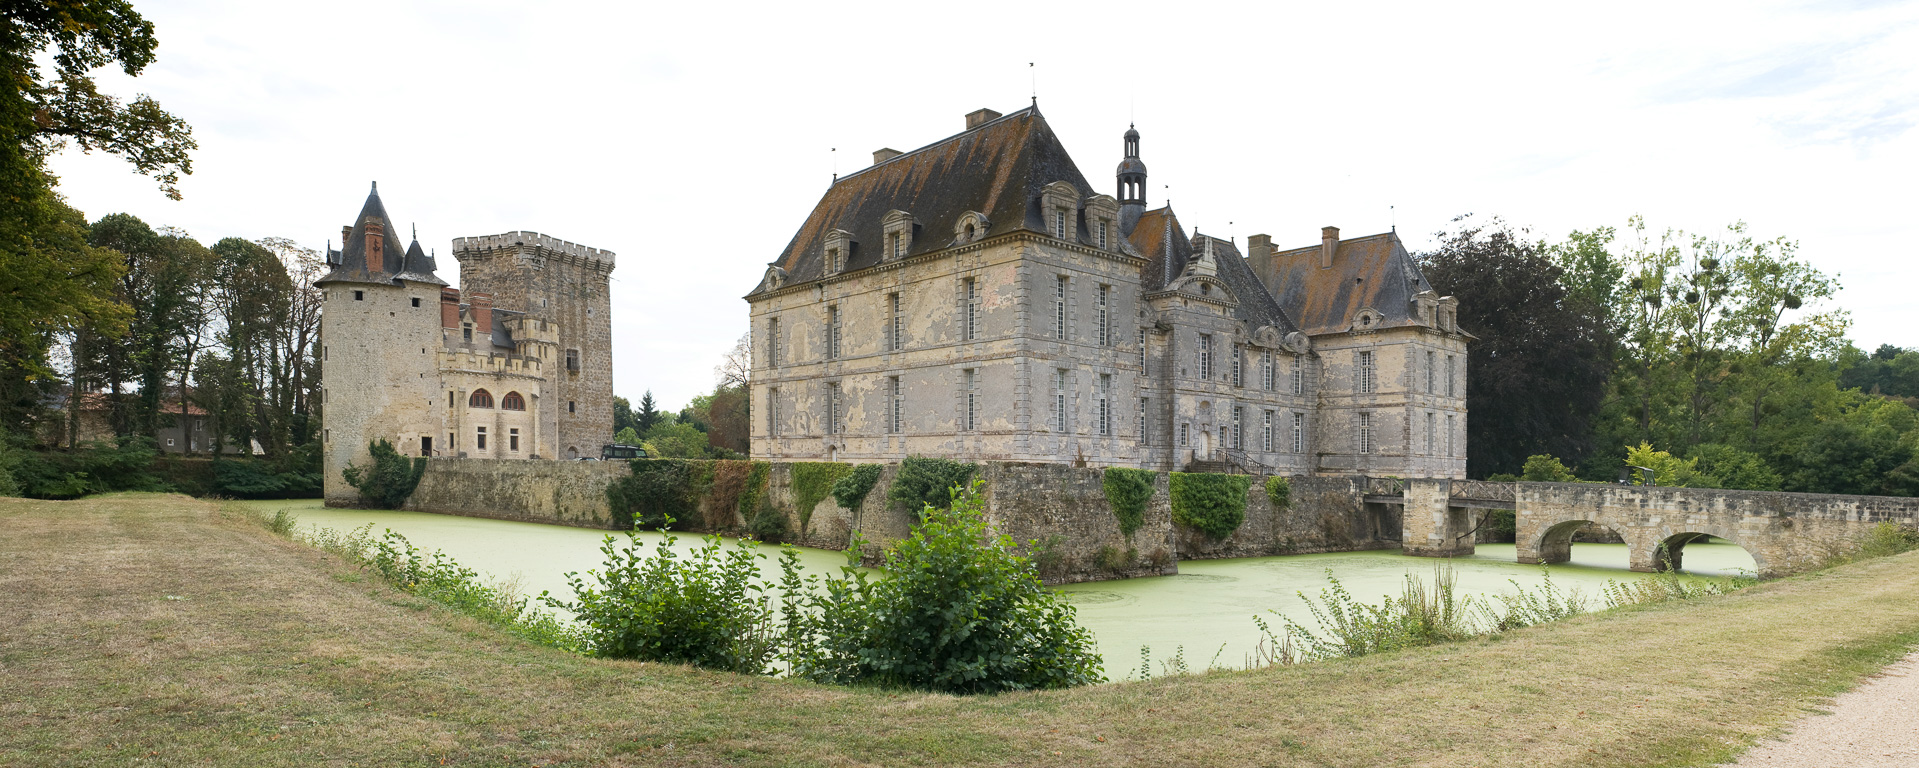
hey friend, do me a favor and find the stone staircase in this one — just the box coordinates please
[1183,459,1238,474]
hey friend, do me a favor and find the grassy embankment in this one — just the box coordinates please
[2,492,1916,767]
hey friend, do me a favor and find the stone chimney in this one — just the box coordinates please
[966,108,1002,130]
[342,225,352,246]
[469,292,492,340]
[1319,226,1340,269]
[872,148,902,165]
[440,287,462,329]
[1247,234,1276,291]
[365,219,386,273]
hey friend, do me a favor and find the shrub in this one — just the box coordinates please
[1093,544,1136,572]
[1476,509,1516,543]
[887,456,978,515]
[212,452,322,499]
[1169,471,1250,539]
[746,491,789,543]
[1854,521,1919,560]
[786,480,1104,693]
[1264,475,1291,510]
[606,459,711,530]
[547,528,776,673]
[1102,467,1154,537]
[831,463,884,512]
[1624,442,1712,487]
[1521,454,1578,482]
[340,439,426,509]
[790,462,854,533]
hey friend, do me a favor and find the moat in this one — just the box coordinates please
[252,500,1756,678]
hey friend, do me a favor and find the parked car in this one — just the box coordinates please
[601,443,647,461]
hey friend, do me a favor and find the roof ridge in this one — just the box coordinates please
[831,105,1042,185]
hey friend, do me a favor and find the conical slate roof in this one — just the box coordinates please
[317,183,445,286]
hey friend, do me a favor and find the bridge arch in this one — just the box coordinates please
[1526,519,1632,567]
[1643,529,1765,576]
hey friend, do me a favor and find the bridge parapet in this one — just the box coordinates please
[1452,480,1515,504]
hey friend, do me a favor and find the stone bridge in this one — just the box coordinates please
[1392,479,1919,578]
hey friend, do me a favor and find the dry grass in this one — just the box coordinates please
[3,492,1917,767]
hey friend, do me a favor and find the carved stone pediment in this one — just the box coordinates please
[754,264,788,294]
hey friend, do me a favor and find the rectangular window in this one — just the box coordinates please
[768,388,780,436]
[509,428,520,452]
[354,290,364,301]
[1292,412,1305,453]
[768,317,781,366]
[890,232,903,260]
[1232,406,1243,450]
[1447,414,1457,457]
[964,277,980,341]
[1426,412,1437,455]
[827,305,841,360]
[476,426,488,451]
[447,431,454,450]
[964,369,978,431]
[889,293,903,351]
[890,376,903,433]
[1357,350,1376,394]
[828,247,842,274]
[1426,350,1436,394]
[1232,346,1243,387]
[566,349,580,372]
[1179,422,1189,447]
[1447,355,1457,398]
[1262,410,1274,452]
[411,297,421,308]
[1263,351,1275,391]
[448,391,454,408]
[1137,328,1147,370]
[1199,334,1212,379]
[1054,369,1068,431]
[1055,276,1067,340]
[1097,285,1110,346]
[422,436,432,457]
[1358,412,1374,455]
[1098,374,1112,436]
[568,400,575,413]
[463,324,473,343]
[1097,220,1108,249]
[1291,360,1304,395]
[1138,397,1148,444]
[828,383,842,435]
[1054,209,1067,239]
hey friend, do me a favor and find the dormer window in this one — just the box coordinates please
[823,229,855,275]
[881,210,915,262]
[1039,181,1081,245]
[953,211,990,245]
[1082,194,1119,252]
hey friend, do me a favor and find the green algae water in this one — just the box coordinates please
[243,499,1755,680]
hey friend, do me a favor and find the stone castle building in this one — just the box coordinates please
[317,184,616,505]
[746,106,1469,476]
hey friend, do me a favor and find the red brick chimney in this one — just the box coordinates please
[440,288,461,329]
[469,292,492,338]
[365,220,386,273]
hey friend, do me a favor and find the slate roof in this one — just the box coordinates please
[1264,232,1433,336]
[1129,206,1298,333]
[759,106,1106,289]
[317,183,446,287]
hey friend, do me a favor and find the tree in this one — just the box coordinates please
[77,215,211,441]
[715,331,750,389]
[636,391,660,433]
[1419,216,1614,478]
[613,396,637,438]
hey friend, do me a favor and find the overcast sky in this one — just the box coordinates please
[48,0,1919,410]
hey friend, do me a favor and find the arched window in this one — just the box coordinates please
[501,391,526,411]
[469,389,493,408]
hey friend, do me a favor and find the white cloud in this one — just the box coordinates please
[47,0,1919,407]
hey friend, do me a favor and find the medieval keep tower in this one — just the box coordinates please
[317,184,618,506]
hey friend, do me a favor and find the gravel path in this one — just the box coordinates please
[1729,650,1919,767]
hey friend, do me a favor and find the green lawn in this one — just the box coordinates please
[2,492,1915,767]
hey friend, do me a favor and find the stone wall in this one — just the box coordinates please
[400,458,1402,583]
[405,457,628,528]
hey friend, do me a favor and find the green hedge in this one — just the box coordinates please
[1169,471,1250,540]
[888,456,978,516]
[1101,467,1154,538]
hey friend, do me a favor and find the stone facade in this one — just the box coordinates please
[746,106,1469,478]
[317,185,615,505]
